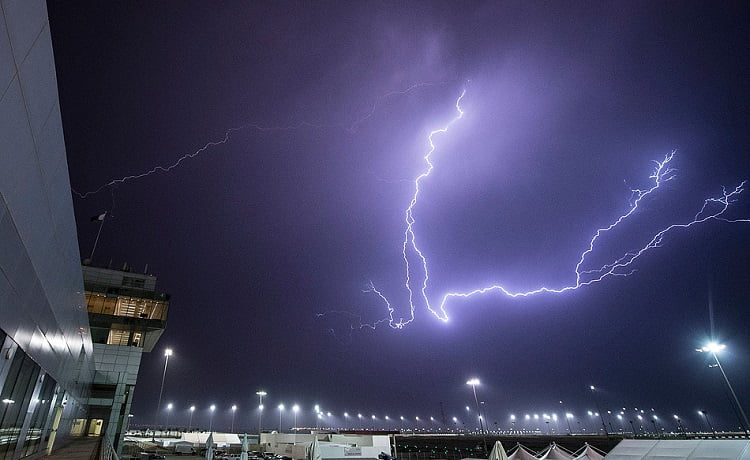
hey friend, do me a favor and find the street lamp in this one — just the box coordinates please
[565,413,574,434]
[559,401,572,434]
[673,414,685,435]
[278,404,285,432]
[166,403,173,431]
[155,348,173,426]
[697,342,750,433]
[209,404,216,432]
[358,413,363,429]
[589,386,609,435]
[188,406,195,431]
[256,391,266,435]
[231,405,237,433]
[698,410,715,436]
[466,378,488,455]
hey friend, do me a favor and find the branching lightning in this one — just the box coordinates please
[358,88,750,330]
[73,81,447,199]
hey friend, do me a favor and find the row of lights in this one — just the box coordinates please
[155,342,747,433]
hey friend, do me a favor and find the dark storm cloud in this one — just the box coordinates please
[48,1,750,432]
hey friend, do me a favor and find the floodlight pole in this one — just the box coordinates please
[589,386,608,436]
[155,349,172,427]
[466,379,488,455]
[711,352,750,433]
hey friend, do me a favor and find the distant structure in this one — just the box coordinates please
[82,263,170,452]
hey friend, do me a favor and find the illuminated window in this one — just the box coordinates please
[106,329,130,346]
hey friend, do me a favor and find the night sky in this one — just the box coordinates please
[47,1,750,433]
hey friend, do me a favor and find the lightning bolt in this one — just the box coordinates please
[358,88,749,330]
[73,81,448,199]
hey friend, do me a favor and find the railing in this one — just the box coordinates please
[90,434,119,460]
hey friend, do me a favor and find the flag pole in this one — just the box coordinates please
[90,212,106,261]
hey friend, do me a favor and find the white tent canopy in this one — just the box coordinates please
[489,441,509,460]
[573,443,604,460]
[604,440,750,460]
[508,444,540,460]
[539,443,574,460]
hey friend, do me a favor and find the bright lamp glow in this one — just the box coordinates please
[466,378,480,386]
[702,342,727,353]
[165,348,173,356]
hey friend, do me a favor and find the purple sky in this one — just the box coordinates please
[48,1,750,432]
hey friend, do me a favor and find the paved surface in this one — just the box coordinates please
[43,437,100,460]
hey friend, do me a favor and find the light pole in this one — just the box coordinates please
[256,391,266,435]
[209,404,216,432]
[699,410,715,436]
[698,342,750,433]
[358,413,363,429]
[560,401,572,434]
[231,405,237,433]
[278,404,285,432]
[466,378,488,455]
[189,406,195,431]
[155,348,173,426]
[673,415,685,435]
[589,386,608,435]
[292,404,299,441]
[166,403,173,431]
[565,413,574,434]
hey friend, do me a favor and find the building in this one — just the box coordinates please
[1,1,171,458]
[0,0,94,458]
[81,264,170,452]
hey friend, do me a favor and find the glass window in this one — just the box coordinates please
[85,294,105,314]
[90,327,109,344]
[101,297,116,315]
[107,328,130,346]
[22,374,57,457]
[0,351,41,460]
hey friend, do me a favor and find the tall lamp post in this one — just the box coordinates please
[231,405,237,433]
[188,406,195,431]
[589,386,608,435]
[278,404,285,432]
[209,404,216,432]
[697,342,750,433]
[466,378,488,455]
[166,403,173,432]
[292,405,299,442]
[155,348,173,426]
[699,410,716,436]
[256,391,266,435]
[673,415,685,436]
[560,401,572,434]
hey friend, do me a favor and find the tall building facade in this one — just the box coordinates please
[82,265,170,452]
[0,1,94,459]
